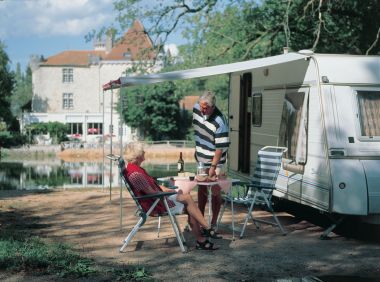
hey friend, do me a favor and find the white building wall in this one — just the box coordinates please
[28,59,153,144]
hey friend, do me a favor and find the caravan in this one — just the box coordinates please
[104,51,380,229]
[227,51,380,227]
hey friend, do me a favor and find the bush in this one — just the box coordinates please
[26,122,69,144]
[0,131,27,148]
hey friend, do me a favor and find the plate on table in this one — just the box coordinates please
[195,174,208,182]
[173,176,191,181]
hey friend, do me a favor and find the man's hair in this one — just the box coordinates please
[199,91,216,107]
[124,141,145,163]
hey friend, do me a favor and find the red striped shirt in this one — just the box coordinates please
[124,163,175,216]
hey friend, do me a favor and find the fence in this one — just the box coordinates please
[60,140,195,151]
[144,140,195,148]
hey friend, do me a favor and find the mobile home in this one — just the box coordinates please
[105,51,380,228]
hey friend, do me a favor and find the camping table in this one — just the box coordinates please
[157,177,239,227]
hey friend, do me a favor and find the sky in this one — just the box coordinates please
[0,0,182,72]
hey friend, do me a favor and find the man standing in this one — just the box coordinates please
[193,91,230,236]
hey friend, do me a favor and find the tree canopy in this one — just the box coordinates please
[104,0,380,140]
[0,41,15,129]
[121,82,191,140]
[11,63,33,118]
[111,0,380,59]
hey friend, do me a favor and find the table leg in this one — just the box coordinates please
[231,193,235,240]
[208,185,212,226]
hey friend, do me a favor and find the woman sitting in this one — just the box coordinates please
[124,142,219,251]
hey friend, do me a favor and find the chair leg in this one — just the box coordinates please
[157,216,161,238]
[173,214,186,244]
[240,191,258,239]
[163,199,187,253]
[119,217,144,252]
[216,196,228,230]
[217,193,239,240]
[231,195,236,240]
[261,192,287,235]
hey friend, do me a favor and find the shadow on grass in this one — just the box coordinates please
[0,207,153,281]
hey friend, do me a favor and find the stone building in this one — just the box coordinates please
[23,20,163,144]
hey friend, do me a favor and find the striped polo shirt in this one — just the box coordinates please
[193,103,230,166]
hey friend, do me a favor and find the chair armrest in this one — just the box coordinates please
[237,181,251,186]
[134,191,177,200]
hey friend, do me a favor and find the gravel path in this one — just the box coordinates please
[1,189,380,281]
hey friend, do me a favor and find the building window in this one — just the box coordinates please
[63,93,73,109]
[87,123,103,135]
[62,68,73,83]
[67,123,83,135]
[87,173,103,185]
[357,90,380,137]
[70,173,83,184]
[252,93,262,127]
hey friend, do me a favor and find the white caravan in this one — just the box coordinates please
[227,51,380,231]
[105,51,380,229]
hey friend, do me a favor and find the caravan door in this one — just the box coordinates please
[228,73,252,173]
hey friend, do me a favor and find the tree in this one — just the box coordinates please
[11,63,33,118]
[109,0,380,59]
[121,82,185,140]
[26,122,68,144]
[103,0,380,139]
[0,41,15,128]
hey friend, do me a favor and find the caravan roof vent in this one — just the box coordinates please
[298,49,314,55]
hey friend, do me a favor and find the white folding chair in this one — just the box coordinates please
[217,146,287,239]
[239,146,287,238]
[107,154,187,253]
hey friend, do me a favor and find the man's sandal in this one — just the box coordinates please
[204,228,223,239]
[196,239,219,251]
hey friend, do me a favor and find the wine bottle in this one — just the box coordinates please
[177,152,184,173]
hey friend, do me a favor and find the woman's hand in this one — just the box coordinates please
[160,185,173,192]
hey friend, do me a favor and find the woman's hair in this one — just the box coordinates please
[124,142,145,163]
[199,90,216,107]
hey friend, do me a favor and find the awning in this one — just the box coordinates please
[103,52,308,90]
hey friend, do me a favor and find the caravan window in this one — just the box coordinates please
[357,91,380,137]
[252,93,262,126]
[279,90,308,164]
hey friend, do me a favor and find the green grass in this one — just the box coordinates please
[0,227,153,281]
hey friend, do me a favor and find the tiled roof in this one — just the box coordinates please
[42,20,154,67]
[105,20,155,61]
[43,50,106,66]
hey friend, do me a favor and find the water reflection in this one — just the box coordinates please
[0,159,196,190]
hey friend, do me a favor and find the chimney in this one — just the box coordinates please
[29,55,42,71]
[105,32,114,54]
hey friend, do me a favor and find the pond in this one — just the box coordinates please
[0,159,197,190]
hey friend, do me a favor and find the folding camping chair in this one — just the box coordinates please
[107,154,187,253]
[218,146,287,239]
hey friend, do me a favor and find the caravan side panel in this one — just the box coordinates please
[330,159,368,215]
[300,86,330,211]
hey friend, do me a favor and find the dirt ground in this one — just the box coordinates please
[1,189,380,281]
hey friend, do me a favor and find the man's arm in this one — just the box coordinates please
[209,149,223,177]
